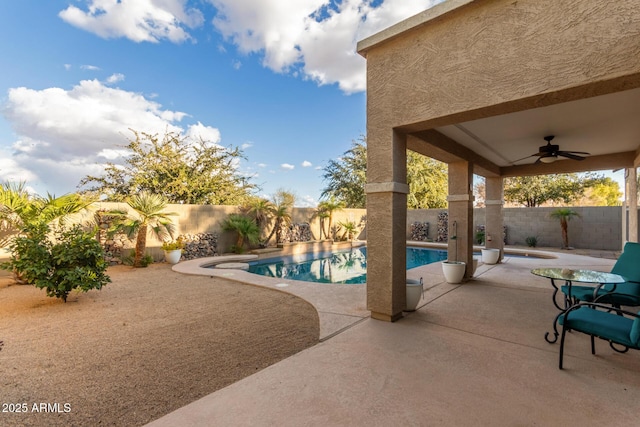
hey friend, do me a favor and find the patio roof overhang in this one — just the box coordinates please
[356,0,640,322]
[358,0,640,176]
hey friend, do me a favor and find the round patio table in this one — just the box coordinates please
[531,267,626,343]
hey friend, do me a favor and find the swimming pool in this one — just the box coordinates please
[247,246,448,284]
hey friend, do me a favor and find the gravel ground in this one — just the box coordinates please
[0,263,319,427]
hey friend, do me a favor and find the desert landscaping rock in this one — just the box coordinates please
[0,263,319,427]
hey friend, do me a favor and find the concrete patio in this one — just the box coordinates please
[149,249,640,426]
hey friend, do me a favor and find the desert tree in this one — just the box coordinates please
[79,129,256,205]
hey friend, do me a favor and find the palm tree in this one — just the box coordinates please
[265,203,292,245]
[317,210,330,240]
[0,181,95,245]
[221,213,260,253]
[241,197,276,243]
[317,197,345,240]
[550,208,581,249]
[338,220,358,241]
[311,205,330,240]
[263,190,294,245]
[0,182,30,246]
[111,192,177,267]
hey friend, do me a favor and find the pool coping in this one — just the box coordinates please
[171,242,556,341]
[172,253,368,341]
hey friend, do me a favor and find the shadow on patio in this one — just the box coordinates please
[149,252,640,426]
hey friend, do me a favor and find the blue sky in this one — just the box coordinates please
[0,0,441,206]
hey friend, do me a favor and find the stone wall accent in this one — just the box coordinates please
[410,222,429,241]
[179,233,218,260]
[436,212,448,242]
[100,234,133,265]
[280,223,313,243]
[95,210,133,265]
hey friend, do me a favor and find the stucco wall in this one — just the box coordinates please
[94,203,629,255]
[94,203,367,257]
[362,0,640,134]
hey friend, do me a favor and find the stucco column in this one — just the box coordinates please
[484,176,504,261]
[365,130,408,322]
[447,161,474,279]
[629,167,638,242]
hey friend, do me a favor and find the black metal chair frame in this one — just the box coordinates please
[557,301,640,370]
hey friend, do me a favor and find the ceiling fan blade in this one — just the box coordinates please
[512,136,591,165]
[563,151,590,155]
[512,154,538,163]
[558,152,586,161]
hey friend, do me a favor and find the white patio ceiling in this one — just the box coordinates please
[433,87,640,175]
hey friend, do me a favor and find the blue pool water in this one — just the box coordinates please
[247,246,447,284]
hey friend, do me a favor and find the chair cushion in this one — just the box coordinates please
[559,307,638,349]
[607,282,640,306]
[561,285,598,301]
[631,315,640,347]
[561,282,640,306]
[611,242,640,283]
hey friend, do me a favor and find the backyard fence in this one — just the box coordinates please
[1,204,634,259]
[407,206,636,251]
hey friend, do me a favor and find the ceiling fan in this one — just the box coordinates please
[514,135,590,164]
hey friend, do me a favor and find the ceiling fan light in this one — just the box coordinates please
[540,156,557,164]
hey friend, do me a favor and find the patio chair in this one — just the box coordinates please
[557,302,640,369]
[561,242,640,308]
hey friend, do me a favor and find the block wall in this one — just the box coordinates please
[407,207,635,251]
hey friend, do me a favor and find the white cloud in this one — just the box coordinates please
[58,1,442,92]
[106,73,125,84]
[211,0,442,93]
[81,64,100,71]
[211,0,325,71]
[59,0,205,43]
[0,147,37,183]
[241,142,253,150]
[299,194,318,207]
[1,79,220,194]
[4,80,184,160]
[301,160,312,167]
[185,121,222,145]
[97,148,129,160]
[280,163,295,170]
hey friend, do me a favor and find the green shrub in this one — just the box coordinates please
[475,230,485,245]
[525,236,538,247]
[121,249,154,267]
[1,223,110,302]
[228,244,245,254]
